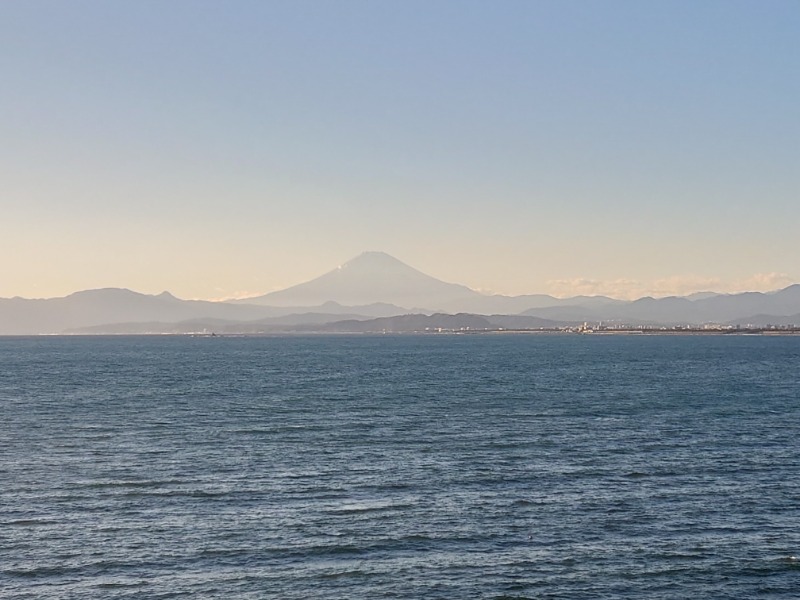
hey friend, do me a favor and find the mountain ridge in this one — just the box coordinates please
[1,252,799,334]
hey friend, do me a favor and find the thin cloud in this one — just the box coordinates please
[545,273,796,300]
[196,290,265,302]
[546,278,642,299]
[734,272,794,292]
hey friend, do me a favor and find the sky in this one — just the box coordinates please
[2,0,798,300]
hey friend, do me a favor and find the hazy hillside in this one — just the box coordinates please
[0,280,424,334]
[0,289,270,335]
[311,313,494,333]
[519,286,800,326]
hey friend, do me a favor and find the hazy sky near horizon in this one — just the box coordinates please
[2,0,798,300]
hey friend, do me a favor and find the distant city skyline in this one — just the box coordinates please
[2,1,798,301]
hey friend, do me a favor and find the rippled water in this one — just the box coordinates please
[1,334,799,598]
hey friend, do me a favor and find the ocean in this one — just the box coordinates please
[1,334,798,598]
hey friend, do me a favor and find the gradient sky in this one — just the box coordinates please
[2,0,798,300]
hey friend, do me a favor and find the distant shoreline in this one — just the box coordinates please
[3,328,800,338]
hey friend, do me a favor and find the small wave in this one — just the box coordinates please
[326,500,413,514]
[401,534,433,542]
[3,518,57,527]
[510,499,542,506]
[95,580,150,589]
[72,479,189,489]
[318,569,366,580]
[229,428,274,435]
[301,544,363,557]
[4,565,73,578]
[198,548,251,559]
[274,469,327,479]
[119,488,231,499]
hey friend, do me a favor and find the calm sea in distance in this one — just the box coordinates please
[1,334,799,599]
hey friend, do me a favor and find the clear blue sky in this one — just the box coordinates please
[2,0,798,299]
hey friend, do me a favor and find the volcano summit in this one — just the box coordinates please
[237,251,480,309]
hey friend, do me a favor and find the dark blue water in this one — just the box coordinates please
[1,334,799,598]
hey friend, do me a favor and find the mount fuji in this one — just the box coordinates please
[235,251,481,309]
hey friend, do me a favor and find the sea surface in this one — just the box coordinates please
[1,334,799,599]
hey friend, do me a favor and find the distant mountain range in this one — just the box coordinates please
[1,251,799,334]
